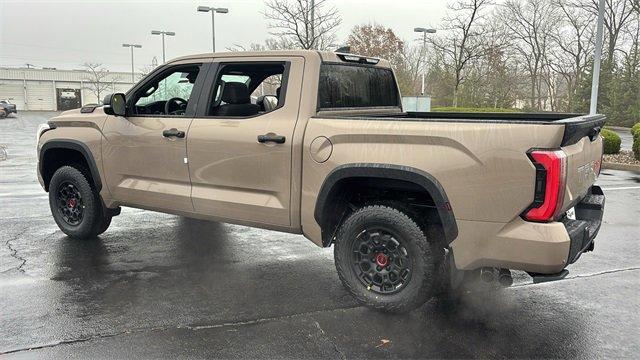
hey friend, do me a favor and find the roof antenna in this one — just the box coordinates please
[335,46,351,53]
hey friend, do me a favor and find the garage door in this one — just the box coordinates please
[81,88,100,106]
[26,81,54,110]
[0,80,26,110]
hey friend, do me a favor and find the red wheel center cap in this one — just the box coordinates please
[67,198,77,208]
[375,253,389,267]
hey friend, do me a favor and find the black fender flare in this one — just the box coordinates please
[314,163,458,245]
[39,139,102,192]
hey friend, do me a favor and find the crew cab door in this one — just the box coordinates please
[102,61,209,212]
[187,57,304,227]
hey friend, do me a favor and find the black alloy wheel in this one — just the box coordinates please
[56,181,84,226]
[351,228,412,294]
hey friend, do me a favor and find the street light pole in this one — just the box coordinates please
[122,43,142,84]
[420,32,426,95]
[414,27,437,96]
[310,0,315,48]
[211,10,216,52]
[151,30,176,63]
[589,0,605,115]
[198,6,229,52]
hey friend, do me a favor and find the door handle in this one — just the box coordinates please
[163,128,185,138]
[257,134,286,144]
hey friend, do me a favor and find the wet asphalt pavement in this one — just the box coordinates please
[1,112,639,359]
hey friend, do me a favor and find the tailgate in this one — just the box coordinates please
[558,116,605,214]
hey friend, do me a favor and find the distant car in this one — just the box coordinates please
[0,100,17,115]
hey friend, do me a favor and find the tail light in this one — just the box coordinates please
[523,149,567,222]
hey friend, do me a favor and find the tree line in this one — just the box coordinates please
[248,0,640,127]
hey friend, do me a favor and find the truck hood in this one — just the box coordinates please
[48,106,107,129]
[57,105,105,117]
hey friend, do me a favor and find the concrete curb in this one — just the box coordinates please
[602,162,640,173]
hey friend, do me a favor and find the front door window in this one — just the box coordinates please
[131,65,200,116]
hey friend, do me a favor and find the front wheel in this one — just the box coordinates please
[334,205,438,313]
[48,165,109,239]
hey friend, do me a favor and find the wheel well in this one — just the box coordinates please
[317,177,446,247]
[41,148,92,192]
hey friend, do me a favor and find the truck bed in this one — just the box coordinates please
[318,111,606,147]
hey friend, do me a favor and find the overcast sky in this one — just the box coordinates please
[0,0,447,72]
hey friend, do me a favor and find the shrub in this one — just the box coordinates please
[600,128,621,154]
[631,123,640,136]
[633,132,640,161]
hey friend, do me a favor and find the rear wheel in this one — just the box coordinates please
[334,205,438,313]
[48,165,110,239]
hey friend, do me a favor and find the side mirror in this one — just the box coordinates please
[103,93,127,116]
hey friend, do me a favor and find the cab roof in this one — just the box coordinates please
[168,50,392,68]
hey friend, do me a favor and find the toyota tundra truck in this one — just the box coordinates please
[37,50,606,312]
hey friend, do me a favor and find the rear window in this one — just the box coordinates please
[318,64,399,109]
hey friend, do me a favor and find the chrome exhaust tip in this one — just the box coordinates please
[498,269,513,287]
[480,267,498,283]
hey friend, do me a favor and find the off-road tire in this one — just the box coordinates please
[334,205,437,313]
[48,165,108,239]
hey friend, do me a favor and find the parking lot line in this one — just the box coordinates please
[602,186,640,191]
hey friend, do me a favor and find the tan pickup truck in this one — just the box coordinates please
[37,50,606,312]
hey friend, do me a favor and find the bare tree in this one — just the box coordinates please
[501,0,558,110]
[619,11,640,74]
[81,63,113,104]
[429,0,493,107]
[227,43,268,52]
[586,0,636,61]
[138,56,159,81]
[548,0,595,111]
[263,0,341,50]
[346,23,422,95]
[227,37,298,52]
[347,24,405,63]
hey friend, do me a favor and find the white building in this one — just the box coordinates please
[0,67,140,111]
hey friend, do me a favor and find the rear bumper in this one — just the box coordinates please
[528,186,604,282]
[563,185,605,264]
[451,185,605,274]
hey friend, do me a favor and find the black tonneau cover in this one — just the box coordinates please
[319,111,607,147]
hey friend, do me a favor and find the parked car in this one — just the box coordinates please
[0,100,17,115]
[36,50,606,312]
